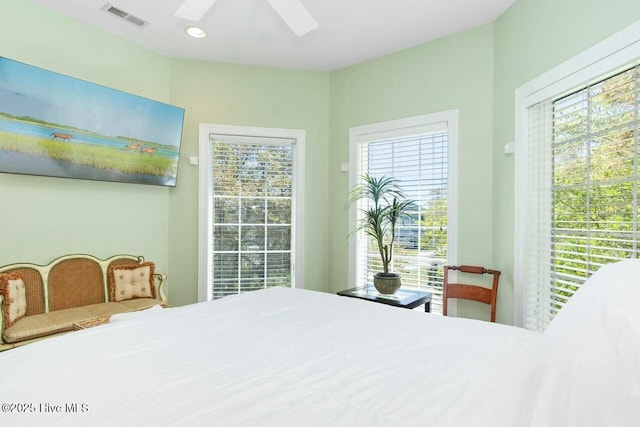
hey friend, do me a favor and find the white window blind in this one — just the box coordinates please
[353,125,450,314]
[208,134,296,300]
[522,65,640,330]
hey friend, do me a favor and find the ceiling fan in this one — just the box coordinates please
[173,0,318,37]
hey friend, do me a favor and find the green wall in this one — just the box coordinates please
[492,0,640,323]
[0,0,329,306]
[328,24,496,320]
[3,0,639,322]
[0,0,172,291]
[168,60,330,305]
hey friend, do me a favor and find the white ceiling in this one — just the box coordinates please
[33,0,516,71]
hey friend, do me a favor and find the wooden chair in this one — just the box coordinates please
[443,265,501,322]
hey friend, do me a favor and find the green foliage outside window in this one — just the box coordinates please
[550,66,639,311]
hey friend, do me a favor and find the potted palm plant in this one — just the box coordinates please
[349,174,416,295]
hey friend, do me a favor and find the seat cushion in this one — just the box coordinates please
[3,298,160,344]
[117,298,161,311]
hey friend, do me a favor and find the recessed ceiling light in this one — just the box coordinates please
[185,26,207,38]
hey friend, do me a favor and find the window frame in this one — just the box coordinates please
[197,123,305,302]
[514,20,640,328]
[348,111,459,313]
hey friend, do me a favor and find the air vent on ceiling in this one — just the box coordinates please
[101,3,148,27]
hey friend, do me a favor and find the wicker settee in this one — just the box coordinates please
[0,254,167,351]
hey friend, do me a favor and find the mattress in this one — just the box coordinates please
[0,287,540,426]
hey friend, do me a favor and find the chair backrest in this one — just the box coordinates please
[443,265,501,322]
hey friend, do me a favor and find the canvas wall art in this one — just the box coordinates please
[0,57,185,186]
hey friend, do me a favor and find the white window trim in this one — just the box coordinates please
[197,123,305,302]
[348,110,459,306]
[514,20,640,327]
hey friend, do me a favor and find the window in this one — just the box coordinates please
[198,125,305,301]
[349,111,458,314]
[515,22,640,330]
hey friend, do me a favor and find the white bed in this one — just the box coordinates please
[1,260,640,426]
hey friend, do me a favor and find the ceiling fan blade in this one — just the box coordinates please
[173,0,218,21]
[265,0,318,37]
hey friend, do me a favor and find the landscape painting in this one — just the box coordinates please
[0,57,185,186]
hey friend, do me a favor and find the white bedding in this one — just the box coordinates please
[0,287,539,426]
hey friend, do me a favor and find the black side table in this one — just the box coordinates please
[337,285,432,312]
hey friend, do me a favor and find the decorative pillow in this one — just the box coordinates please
[0,272,27,328]
[518,259,640,426]
[108,262,156,302]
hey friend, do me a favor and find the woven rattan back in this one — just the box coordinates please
[1,267,45,316]
[48,258,105,311]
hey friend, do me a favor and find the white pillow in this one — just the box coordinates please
[519,260,640,426]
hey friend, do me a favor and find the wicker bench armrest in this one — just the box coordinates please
[153,273,168,304]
